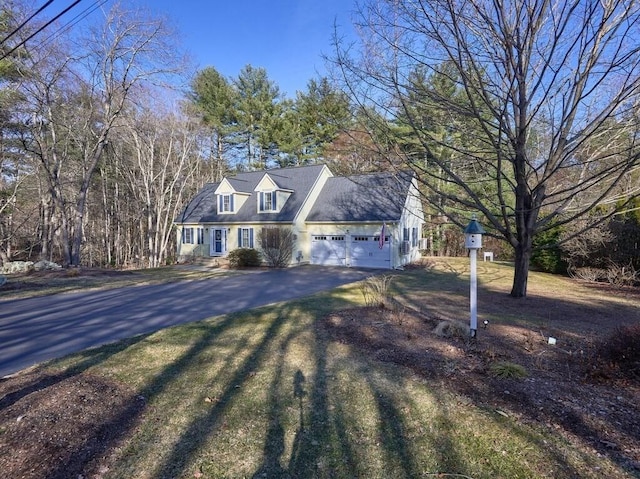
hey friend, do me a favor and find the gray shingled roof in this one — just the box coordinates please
[306,171,413,223]
[176,164,327,224]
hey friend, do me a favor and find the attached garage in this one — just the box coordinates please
[311,235,347,266]
[350,235,391,268]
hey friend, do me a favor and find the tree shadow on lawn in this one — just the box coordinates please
[334,267,640,476]
[121,271,637,479]
[2,266,637,479]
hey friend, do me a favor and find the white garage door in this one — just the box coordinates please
[311,235,347,266]
[351,235,391,269]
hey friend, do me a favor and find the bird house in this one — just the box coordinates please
[463,217,485,249]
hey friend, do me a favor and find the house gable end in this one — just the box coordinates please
[214,178,236,195]
[254,173,279,192]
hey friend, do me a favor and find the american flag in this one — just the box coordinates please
[379,222,386,249]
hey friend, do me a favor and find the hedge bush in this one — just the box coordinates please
[227,248,262,268]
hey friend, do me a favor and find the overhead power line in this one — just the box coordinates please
[33,0,109,54]
[0,0,83,62]
[0,0,55,47]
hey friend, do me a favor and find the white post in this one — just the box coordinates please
[469,248,478,338]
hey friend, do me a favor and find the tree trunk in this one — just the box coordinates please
[511,242,531,298]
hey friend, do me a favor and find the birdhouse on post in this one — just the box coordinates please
[464,217,485,249]
[463,216,485,338]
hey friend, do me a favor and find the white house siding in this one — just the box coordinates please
[397,178,425,267]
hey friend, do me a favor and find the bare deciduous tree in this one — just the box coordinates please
[258,227,294,268]
[333,0,640,297]
[122,97,204,268]
[17,4,186,266]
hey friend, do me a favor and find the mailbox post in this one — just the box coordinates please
[464,216,485,338]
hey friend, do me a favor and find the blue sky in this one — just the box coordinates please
[138,0,358,98]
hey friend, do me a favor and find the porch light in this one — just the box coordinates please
[463,215,485,338]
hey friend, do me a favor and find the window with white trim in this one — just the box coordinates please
[412,227,418,247]
[401,227,410,255]
[197,227,204,244]
[238,227,254,248]
[259,191,277,212]
[182,227,194,244]
[219,194,234,213]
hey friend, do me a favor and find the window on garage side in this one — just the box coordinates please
[401,227,410,255]
[412,227,418,247]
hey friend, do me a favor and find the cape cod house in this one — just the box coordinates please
[175,164,424,269]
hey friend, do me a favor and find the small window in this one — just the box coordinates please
[313,235,327,241]
[219,194,234,213]
[182,227,194,244]
[331,236,345,241]
[197,227,204,244]
[259,191,277,212]
[238,227,254,248]
[412,227,418,247]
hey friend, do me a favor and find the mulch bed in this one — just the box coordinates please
[0,372,145,479]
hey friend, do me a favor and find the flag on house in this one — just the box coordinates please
[379,222,386,249]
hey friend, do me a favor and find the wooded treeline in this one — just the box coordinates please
[1,1,639,296]
[0,3,379,269]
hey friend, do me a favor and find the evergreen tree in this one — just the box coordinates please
[232,65,282,170]
[295,77,351,161]
[189,66,236,179]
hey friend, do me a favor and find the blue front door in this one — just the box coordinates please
[211,228,227,255]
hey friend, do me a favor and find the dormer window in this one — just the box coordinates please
[259,191,277,212]
[219,194,234,213]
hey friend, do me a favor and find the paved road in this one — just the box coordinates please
[0,266,375,377]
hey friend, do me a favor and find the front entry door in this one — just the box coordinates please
[210,228,227,255]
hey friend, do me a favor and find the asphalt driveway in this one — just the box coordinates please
[0,266,376,377]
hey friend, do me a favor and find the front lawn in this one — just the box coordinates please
[1,258,638,478]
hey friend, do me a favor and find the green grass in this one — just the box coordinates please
[34,260,638,478]
[489,361,529,379]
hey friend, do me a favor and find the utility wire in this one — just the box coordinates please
[32,0,109,54]
[0,0,82,62]
[0,0,55,47]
